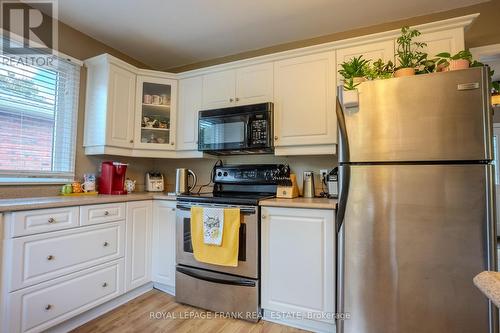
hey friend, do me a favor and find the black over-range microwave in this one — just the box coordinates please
[198,103,273,155]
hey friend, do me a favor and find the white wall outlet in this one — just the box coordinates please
[320,169,328,181]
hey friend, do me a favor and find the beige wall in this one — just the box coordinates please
[169,0,500,72]
[2,1,500,198]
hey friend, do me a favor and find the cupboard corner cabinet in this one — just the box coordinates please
[83,16,470,158]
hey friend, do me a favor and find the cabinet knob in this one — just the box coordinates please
[45,304,53,311]
[235,97,240,102]
[104,211,109,216]
[229,98,234,102]
[103,241,109,247]
[274,136,278,141]
[171,208,176,212]
[130,139,134,143]
[47,255,54,261]
[47,217,55,224]
[261,215,267,219]
[102,282,108,288]
[171,142,175,146]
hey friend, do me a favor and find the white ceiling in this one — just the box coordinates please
[56,0,488,70]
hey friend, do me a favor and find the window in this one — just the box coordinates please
[0,35,80,183]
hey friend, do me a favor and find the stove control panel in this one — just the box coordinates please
[213,164,288,184]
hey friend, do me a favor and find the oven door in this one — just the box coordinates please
[175,202,259,279]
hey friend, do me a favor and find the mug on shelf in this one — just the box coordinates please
[143,94,152,104]
[152,95,161,105]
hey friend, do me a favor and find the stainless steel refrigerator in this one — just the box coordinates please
[336,66,498,333]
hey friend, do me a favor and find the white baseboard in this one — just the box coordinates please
[153,282,175,296]
[262,309,335,333]
[46,283,154,333]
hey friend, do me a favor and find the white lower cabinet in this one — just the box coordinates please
[261,206,335,331]
[125,201,153,291]
[151,201,176,289]
[6,259,124,333]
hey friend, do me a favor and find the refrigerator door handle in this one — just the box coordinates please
[336,97,350,163]
[336,165,350,233]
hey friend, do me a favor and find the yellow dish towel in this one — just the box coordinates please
[190,206,240,267]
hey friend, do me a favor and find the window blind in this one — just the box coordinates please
[0,35,80,183]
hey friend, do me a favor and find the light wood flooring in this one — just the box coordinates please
[71,289,309,333]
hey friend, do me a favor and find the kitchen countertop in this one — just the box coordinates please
[259,197,337,210]
[0,192,176,213]
[473,271,500,307]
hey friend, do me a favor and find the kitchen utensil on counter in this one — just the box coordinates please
[72,182,83,193]
[61,184,72,194]
[99,161,128,195]
[326,167,338,198]
[302,171,315,198]
[125,178,136,193]
[145,172,164,192]
[175,168,197,194]
[276,173,299,199]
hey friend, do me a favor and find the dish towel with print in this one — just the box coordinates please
[190,206,240,267]
[202,207,224,245]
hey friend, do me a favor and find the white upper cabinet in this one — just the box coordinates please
[177,76,202,151]
[274,51,337,150]
[201,62,274,109]
[84,56,136,149]
[336,40,395,84]
[202,69,236,109]
[415,28,465,59]
[235,63,273,105]
[134,75,177,150]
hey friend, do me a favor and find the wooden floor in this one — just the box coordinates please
[71,289,309,333]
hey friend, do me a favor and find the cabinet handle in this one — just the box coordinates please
[102,282,108,288]
[103,241,109,247]
[274,136,278,141]
[104,211,109,216]
[45,304,53,311]
[130,139,134,143]
[229,98,234,102]
[47,217,55,224]
[47,255,54,261]
[235,97,240,102]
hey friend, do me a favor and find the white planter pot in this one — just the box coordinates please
[343,89,359,108]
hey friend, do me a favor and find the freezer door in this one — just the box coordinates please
[338,67,492,163]
[337,164,497,333]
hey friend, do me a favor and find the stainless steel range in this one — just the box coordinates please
[175,164,285,321]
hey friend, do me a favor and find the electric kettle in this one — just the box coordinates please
[175,168,197,194]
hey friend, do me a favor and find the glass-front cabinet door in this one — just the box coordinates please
[134,75,177,150]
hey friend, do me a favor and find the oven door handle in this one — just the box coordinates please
[176,266,256,287]
[176,203,256,214]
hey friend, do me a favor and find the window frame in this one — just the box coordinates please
[0,30,83,185]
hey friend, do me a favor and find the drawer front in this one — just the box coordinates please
[9,207,79,237]
[7,259,124,333]
[9,221,125,291]
[80,203,125,226]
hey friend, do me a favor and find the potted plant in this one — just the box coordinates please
[342,78,360,108]
[338,55,370,84]
[395,26,427,77]
[434,50,472,71]
[364,59,395,80]
[338,55,370,108]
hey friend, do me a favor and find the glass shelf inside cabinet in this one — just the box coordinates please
[141,82,171,144]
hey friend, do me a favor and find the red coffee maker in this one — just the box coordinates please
[99,162,128,195]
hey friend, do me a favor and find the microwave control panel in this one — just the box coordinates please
[250,119,268,145]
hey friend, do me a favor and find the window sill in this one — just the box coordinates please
[0,178,72,185]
